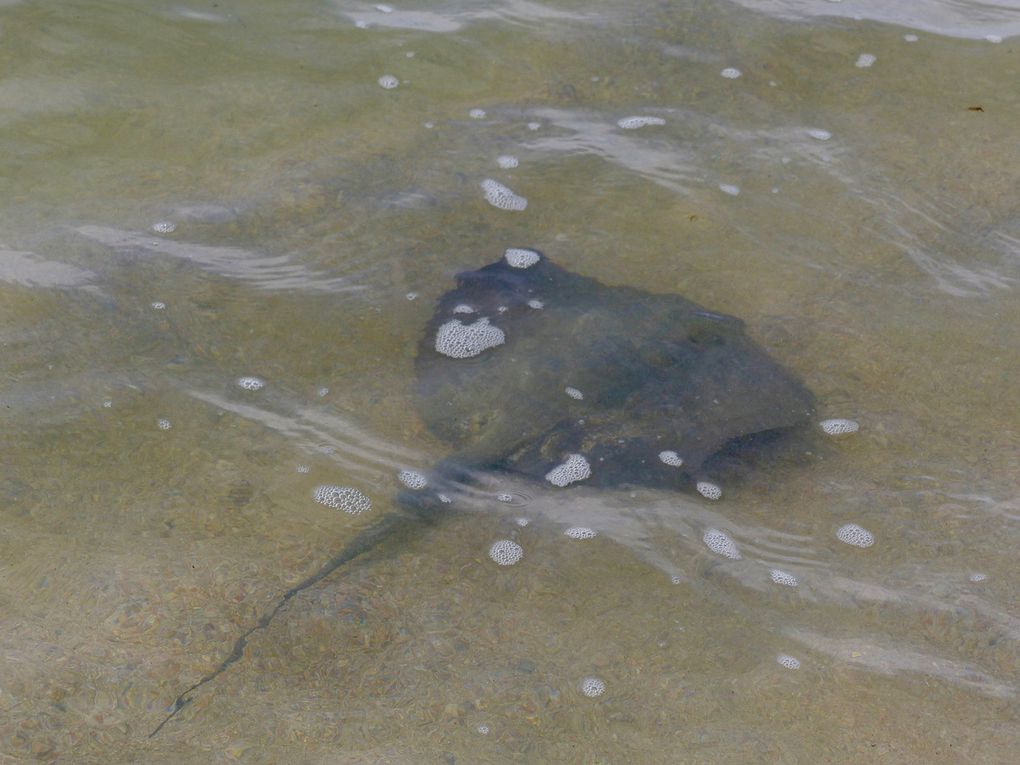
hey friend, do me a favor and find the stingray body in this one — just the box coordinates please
[414,249,814,493]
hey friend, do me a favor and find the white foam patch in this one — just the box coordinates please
[317,387,329,397]
[904,34,919,42]
[151,221,176,234]
[313,485,372,515]
[496,493,513,503]
[378,74,399,89]
[435,317,505,358]
[703,528,740,559]
[580,677,606,697]
[151,301,166,310]
[986,34,1003,43]
[469,108,486,119]
[807,128,832,141]
[617,116,666,129]
[452,304,475,314]
[658,450,683,467]
[770,569,798,587]
[375,3,394,12]
[719,183,740,196]
[437,493,453,504]
[296,465,310,474]
[398,469,428,490]
[515,517,530,527]
[157,418,172,431]
[565,386,583,400]
[102,400,112,408]
[855,53,877,68]
[545,454,591,487]
[488,539,523,566]
[482,179,527,211]
[820,418,859,435]
[236,376,265,391]
[497,155,519,168]
[564,526,598,540]
[696,481,722,500]
[527,298,544,309]
[969,572,987,583]
[837,523,874,548]
[720,67,742,79]
[777,654,801,670]
[505,248,540,268]
[527,121,541,131]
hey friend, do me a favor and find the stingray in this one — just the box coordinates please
[411,248,813,499]
[151,248,813,735]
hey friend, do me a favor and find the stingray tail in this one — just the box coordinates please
[149,493,449,737]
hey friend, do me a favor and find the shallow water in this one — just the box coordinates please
[2,1,1020,762]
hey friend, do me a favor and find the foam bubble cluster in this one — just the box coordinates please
[497,155,519,169]
[777,654,801,670]
[703,528,740,559]
[837,523,874,548]
[157,418,172,430]
[378,75,399,89]
[482,179,527,211]
[452,304,475,314]
[317,387,329,397]
[435,317,505,358]
[476,724,490,735]
[696,481,722,500]
[527,298,544,309]
[469,108,486,119]
[720,67,742,79]
[151,221,176,234]
[496,493,513,503]
[565,386,584,400]
[438,493,452,504]
[398,469,428,490]
[564,526,598,540]
[296,465,310,474]
[580,677,606,697]
[545,454,591,487]
[820,418,859,435]
[527,121,541,131]
[719,183,740,196]
[658,450,683,467]
[515,517,530,527]
[904,34,918,42]
[313,485,372,515]
[770,569,798,587]
[488,539,524,566]
[969,572,987,583]
[617,116,665,129]
[807,128,832,141]
[102,400,112,408]
[855,53,876,68]
[236,376,265,391]
[505,248,540,268]
[151,301,166,310]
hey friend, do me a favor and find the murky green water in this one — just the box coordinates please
[2,1,1020,762]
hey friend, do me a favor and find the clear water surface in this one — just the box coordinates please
[1,1,1019,762]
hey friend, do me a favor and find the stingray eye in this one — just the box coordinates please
[688,324,720,346]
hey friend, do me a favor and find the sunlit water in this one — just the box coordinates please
[2,1,1020,762]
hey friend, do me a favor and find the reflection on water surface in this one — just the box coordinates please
[1,0,1020,762]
